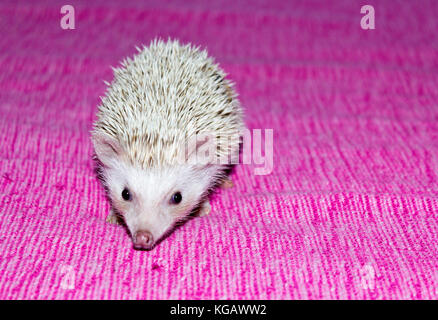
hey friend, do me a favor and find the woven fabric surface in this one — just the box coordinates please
[0,0,437,299]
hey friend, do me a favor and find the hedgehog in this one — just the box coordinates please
[92,39,244,250]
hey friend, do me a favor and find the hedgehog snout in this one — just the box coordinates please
[133,230,154,250]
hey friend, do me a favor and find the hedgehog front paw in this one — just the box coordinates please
[198,200,211,217]
[106,209,122,225]
[221,177,234,189]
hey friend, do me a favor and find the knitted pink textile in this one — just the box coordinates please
[0,0,437,299]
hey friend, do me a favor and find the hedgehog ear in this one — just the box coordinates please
[93,132,123,167]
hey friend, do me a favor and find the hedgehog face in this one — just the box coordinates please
[93,133,215,250]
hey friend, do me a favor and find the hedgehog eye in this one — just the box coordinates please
[122,188,132,201]
[170,192,182,205]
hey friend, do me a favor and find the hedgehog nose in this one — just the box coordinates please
[133,231,154,250]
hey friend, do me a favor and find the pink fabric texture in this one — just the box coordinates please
[1,0,437,299]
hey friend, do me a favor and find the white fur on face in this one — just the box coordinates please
[103,160,218,245]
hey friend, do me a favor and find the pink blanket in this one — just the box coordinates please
[0,0,437,299]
